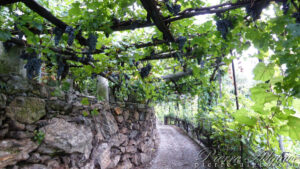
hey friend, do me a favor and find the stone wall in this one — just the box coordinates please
[0,74,158,169]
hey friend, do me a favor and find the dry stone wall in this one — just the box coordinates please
[0,74,158,169]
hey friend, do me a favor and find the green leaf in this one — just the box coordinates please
[253,62,275,81]
[91,109,99,116]
[293,99,300,113]
[287,115,300,140]
[81,98,90,106]
[250,84,278,105]
[69,2,81,16]
[287,24,300,37]
[0,30,11,41]
[82,111,89,117]
[252,103,270,115]
[278,125,289,137]
[232,108,258,127]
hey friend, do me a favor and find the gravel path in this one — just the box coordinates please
[148,125,207,169]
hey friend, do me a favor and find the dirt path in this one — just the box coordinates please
[148,125,207,169]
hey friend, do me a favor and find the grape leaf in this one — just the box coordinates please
[232,108,258,127]
[0,30,11,41]
[287,115,300,140]
[253,62,275,81]
[69,2,81,16]
[293,99,300,113]
[250,84,278,105]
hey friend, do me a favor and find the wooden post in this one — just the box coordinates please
[0,42,26,77]
[232,59,245,168]
[96,75,109,101]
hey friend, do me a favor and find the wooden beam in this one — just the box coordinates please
[161,69,193,82]
[141,51,178,61]
[0,0,21,5]
[140,0,175,42]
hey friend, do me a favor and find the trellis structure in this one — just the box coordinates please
[1,0,299,87]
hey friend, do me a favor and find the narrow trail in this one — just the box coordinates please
[148,124,207,169]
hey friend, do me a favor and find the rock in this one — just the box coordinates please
[91,103,102,110]
[40,118,93,159]
[110,133,128,147]
[95,111,118,138]
[140,153,151,164]
[125,146,137,153]
[20,164,47,169]
[123,110,130,121]
[66,92,76,103]
[116,115,124,123]
[81,162,95,169]
[145,111,152,121]
[6,131,33,139]
[45,159,60,168]
[121,153,131,161]
[46,99,67,112]
[138,104,146,109]
[0,113,5,127]
[132,123,140,130]
[114,107,122,115]
[27,153,41,163]
[25,124,37,132]
[6,97,46,124]
[116,160,133,169]
[138,140,154,153]
[8,120,25,130]
[61,156,71,166]
[39,85,49,98]
[128,139,137,146]
[139,111,146,121]
[108,155,121,169]
[5,76,32,94]
[95,132,104,142]
[0,128,8,138]
[110,147,121,155]
[32,84,48,99]
[36,144,61,154]
[120,147,126,153]
[133,111,139,121]
[93,143,111,169]
[48,87,65,100]
[72,101,85,113]
[129,130,139,139]
[132,153,141,166]
[141,131,148,137]
[0,94,6,109]
[0,139,38,168]
[120,127,128,134]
